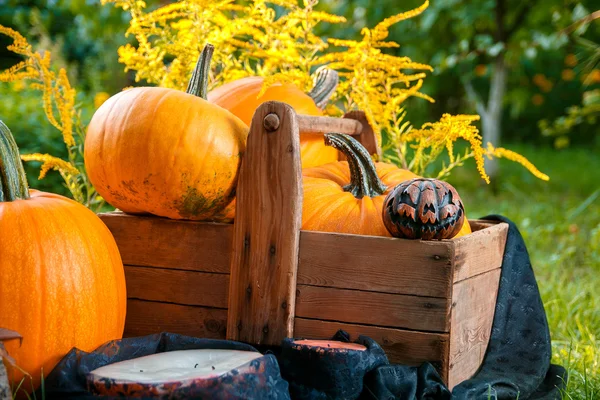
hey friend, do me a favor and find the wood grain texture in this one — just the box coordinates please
[227,101,303,345]
[298,231,453,298]
[124,266,229,308]
[342,111,380,158]
[294,318,448,367]
[99,212,232,273]
[295,285,450,332]
[124,299,228,339]
[297,114,362,136]
[467,219,497,232]
[452,220,508,283]
[448,268,501,389]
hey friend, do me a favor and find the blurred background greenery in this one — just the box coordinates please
[1,0,599,397]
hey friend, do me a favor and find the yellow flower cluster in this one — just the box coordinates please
[103,0,547,182]
[486,144,550,181]
[400,114,489,182]
[20,153,80,180]
[1,1,548,194]
[0,25,104,210]
[103,0,433,131]
[0,26,75,147]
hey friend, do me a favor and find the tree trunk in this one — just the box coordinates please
[483,53,507,181]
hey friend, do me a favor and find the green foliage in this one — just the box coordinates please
[319,0,600,144]
[446,144,600,399]
[0,0,134,93]
[0,0,135,197]
[0,83,70,196]
[539,89,600,148]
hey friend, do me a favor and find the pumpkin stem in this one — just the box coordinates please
[0,121,30,202]
[186,44,214,100]
[308,67,338,110]
[324,133,387,199]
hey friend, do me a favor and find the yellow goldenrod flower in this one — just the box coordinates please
[0,24,104,208]
[2,0,550,199]
[20,153,80,180]
[486,144,549,181]
[94,92,111,108]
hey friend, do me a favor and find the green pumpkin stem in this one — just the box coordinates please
[324,133,387,199]
[0,121,30,202]
[308,67,339,110]
[186,44,214,100]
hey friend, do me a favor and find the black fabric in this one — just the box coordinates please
[361,215,566,400]
[42,332,290,400]
[278,332,388,399]
[41,215,565,399]
[361,363,451,400]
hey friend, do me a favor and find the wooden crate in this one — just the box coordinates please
[99,101,508,389]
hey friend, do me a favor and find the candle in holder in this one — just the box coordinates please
[87,349,266,399]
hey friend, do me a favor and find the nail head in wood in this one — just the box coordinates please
[263,113,280,132]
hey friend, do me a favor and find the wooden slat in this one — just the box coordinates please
[298,231,453,298]
[124,266,229,309]
[297,114,362,136]
[467,219,497,232]
[295,285,450,332]
[342,111,380,158]
[294,318,448,367]
[452,221,508,283]
[99,212,232,273]
[124,299,228,339]
[227,101,303,345]
[448,268,501,389]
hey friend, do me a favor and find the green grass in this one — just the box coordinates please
[445,144,600,399]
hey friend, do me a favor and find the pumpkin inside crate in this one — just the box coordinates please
[99,101,508,389]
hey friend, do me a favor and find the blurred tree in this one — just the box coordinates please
[0,0,135,93]
[539,9,600,148]
[319,0,599,180]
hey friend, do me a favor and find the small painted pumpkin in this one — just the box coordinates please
[0,121,126,391]
[382,178,466,240]
[208,68,339,168]
[85,44,248,220]
[301,134,471,237]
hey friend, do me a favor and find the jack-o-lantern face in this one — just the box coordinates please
[382,178,465,240]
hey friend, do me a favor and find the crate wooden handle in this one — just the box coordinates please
[227,101,303,345]
[296,112,380,159]
[296,115,362,135]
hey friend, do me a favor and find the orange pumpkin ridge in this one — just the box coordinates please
[85,44,248,221]
[0,121,127,392]
[207,67,340,169]
[301,133,471,238]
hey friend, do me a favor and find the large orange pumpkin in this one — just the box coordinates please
[301,133,471,237]
[85,44,248,220]
[0,121,126,391]
[208,68,339,168]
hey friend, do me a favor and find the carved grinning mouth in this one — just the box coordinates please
[384,178,464,240]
